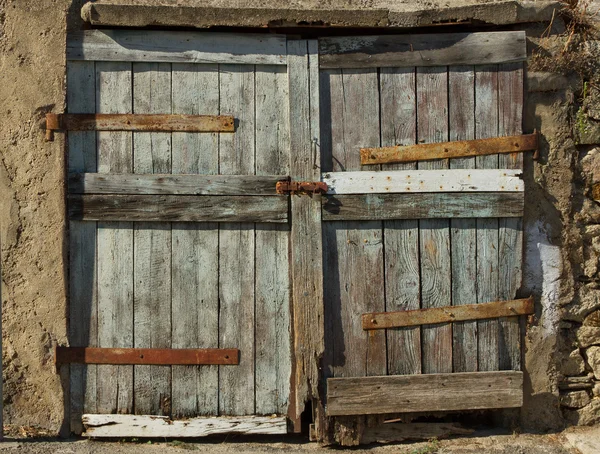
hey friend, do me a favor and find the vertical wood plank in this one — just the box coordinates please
[448,66,478,373]
[171,63,219,417]
[322,68,385,378]
[289,40,325,431]
[380,68,421,376]
[218,64,256,416]
[498,62,524,370]
[255,65,291,415]
[132,62,172,416]
[475,65,500,372]
[67,60,98,433]
[95,61,134,414]
[417,67,452,374]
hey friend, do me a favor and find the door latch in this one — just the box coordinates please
[276,179,328,195]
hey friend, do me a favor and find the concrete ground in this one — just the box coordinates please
[1,427,600,454]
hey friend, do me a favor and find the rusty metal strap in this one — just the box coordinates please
[45,113,235,141]
[54,347,239,368]
[360,132,538,165]
[362,296,534,330]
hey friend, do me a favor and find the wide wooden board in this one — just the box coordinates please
[319,32,526,69]
[68,30,287,65]
[326,371,523,416]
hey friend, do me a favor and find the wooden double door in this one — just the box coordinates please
[65,29,528,439]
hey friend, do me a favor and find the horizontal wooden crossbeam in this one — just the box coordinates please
[322,193,523,221]
[82,414,287,438]
[46,113,234,141]
[68,195,288,223]
[360,133,538,166]
[326,371,523,416]
[322,169,523,194]
[55,347,239,367]
[68,173,287,196]
[362,296,534,330]
[319,31,526,69]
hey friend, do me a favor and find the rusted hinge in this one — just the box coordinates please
[276,179,328,195]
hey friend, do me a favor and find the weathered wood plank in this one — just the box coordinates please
[218,64,256,416]
[498,62,525,371]
[171,63,220,417]
[47,113,234,133]
[326,371,523,416]
[362,297,534,330]
[448,66,478,373]
[322,193,524,220]
[95,61,134,415]
[68,30,287,65]
[132,62,172,416]
[417,66,452,374]
[255,65,291,416]
[476,65,500,372]
[67,60,98,434]
[289,40,325,432]
[55,347,240,366]
[360,133,537,165]
[68,195,288,223]
[82,415,287,438]
[68,173,286,195]
[380,67,421,377]
[319,32,527,69]
[361,422,474,444]
[322,169,523,194]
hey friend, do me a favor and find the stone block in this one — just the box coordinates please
[577,326,600,348]
[562,349,586,376]
[560,390,592,408]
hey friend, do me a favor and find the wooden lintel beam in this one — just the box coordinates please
[45,113,235,141]
[360,133,538,166]
[55,347,239,367]
[362,296,533,330]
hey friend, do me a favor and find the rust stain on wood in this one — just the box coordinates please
[54,347,240,367]
[46,113,235,140]
[362,296,534,330]
[360,133,538,165]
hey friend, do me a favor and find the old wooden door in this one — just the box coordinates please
[66,31,293,436]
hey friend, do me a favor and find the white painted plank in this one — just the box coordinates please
[171,63,220,417]
[68,30,287,65]
[95,61,134,414]
[322,169,523,194]
[82,414,287,438]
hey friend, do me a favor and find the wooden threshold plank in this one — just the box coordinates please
[55,347,239,366]
[47,113,234,133]
[82,414,287,438]
[322,169,523,194]
[362,296,533,330]
[322,193,523,221]
[68,30,287,65]
[68,195,288,223]
[68,173,286,195]
[326,371,523,416]
[360,133,537,165]
[319,31,526,69]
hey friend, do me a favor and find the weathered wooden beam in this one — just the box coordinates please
[361,422,473,444]
[322,169,523,194]
[322,193,524,221]
[326,371,523,416]
[362,296,533,330]
[46,113,234,140]
[68,173,286,196]
[360,133,538,166]
[55,347,239,367]
[68,195,288,223]
[82,414,287,438]
[67,30,287,65]
[319,31,526,69]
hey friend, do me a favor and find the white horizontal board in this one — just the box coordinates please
[322,169,523,194]
[68,30,287,65]
[82,414,287,437]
